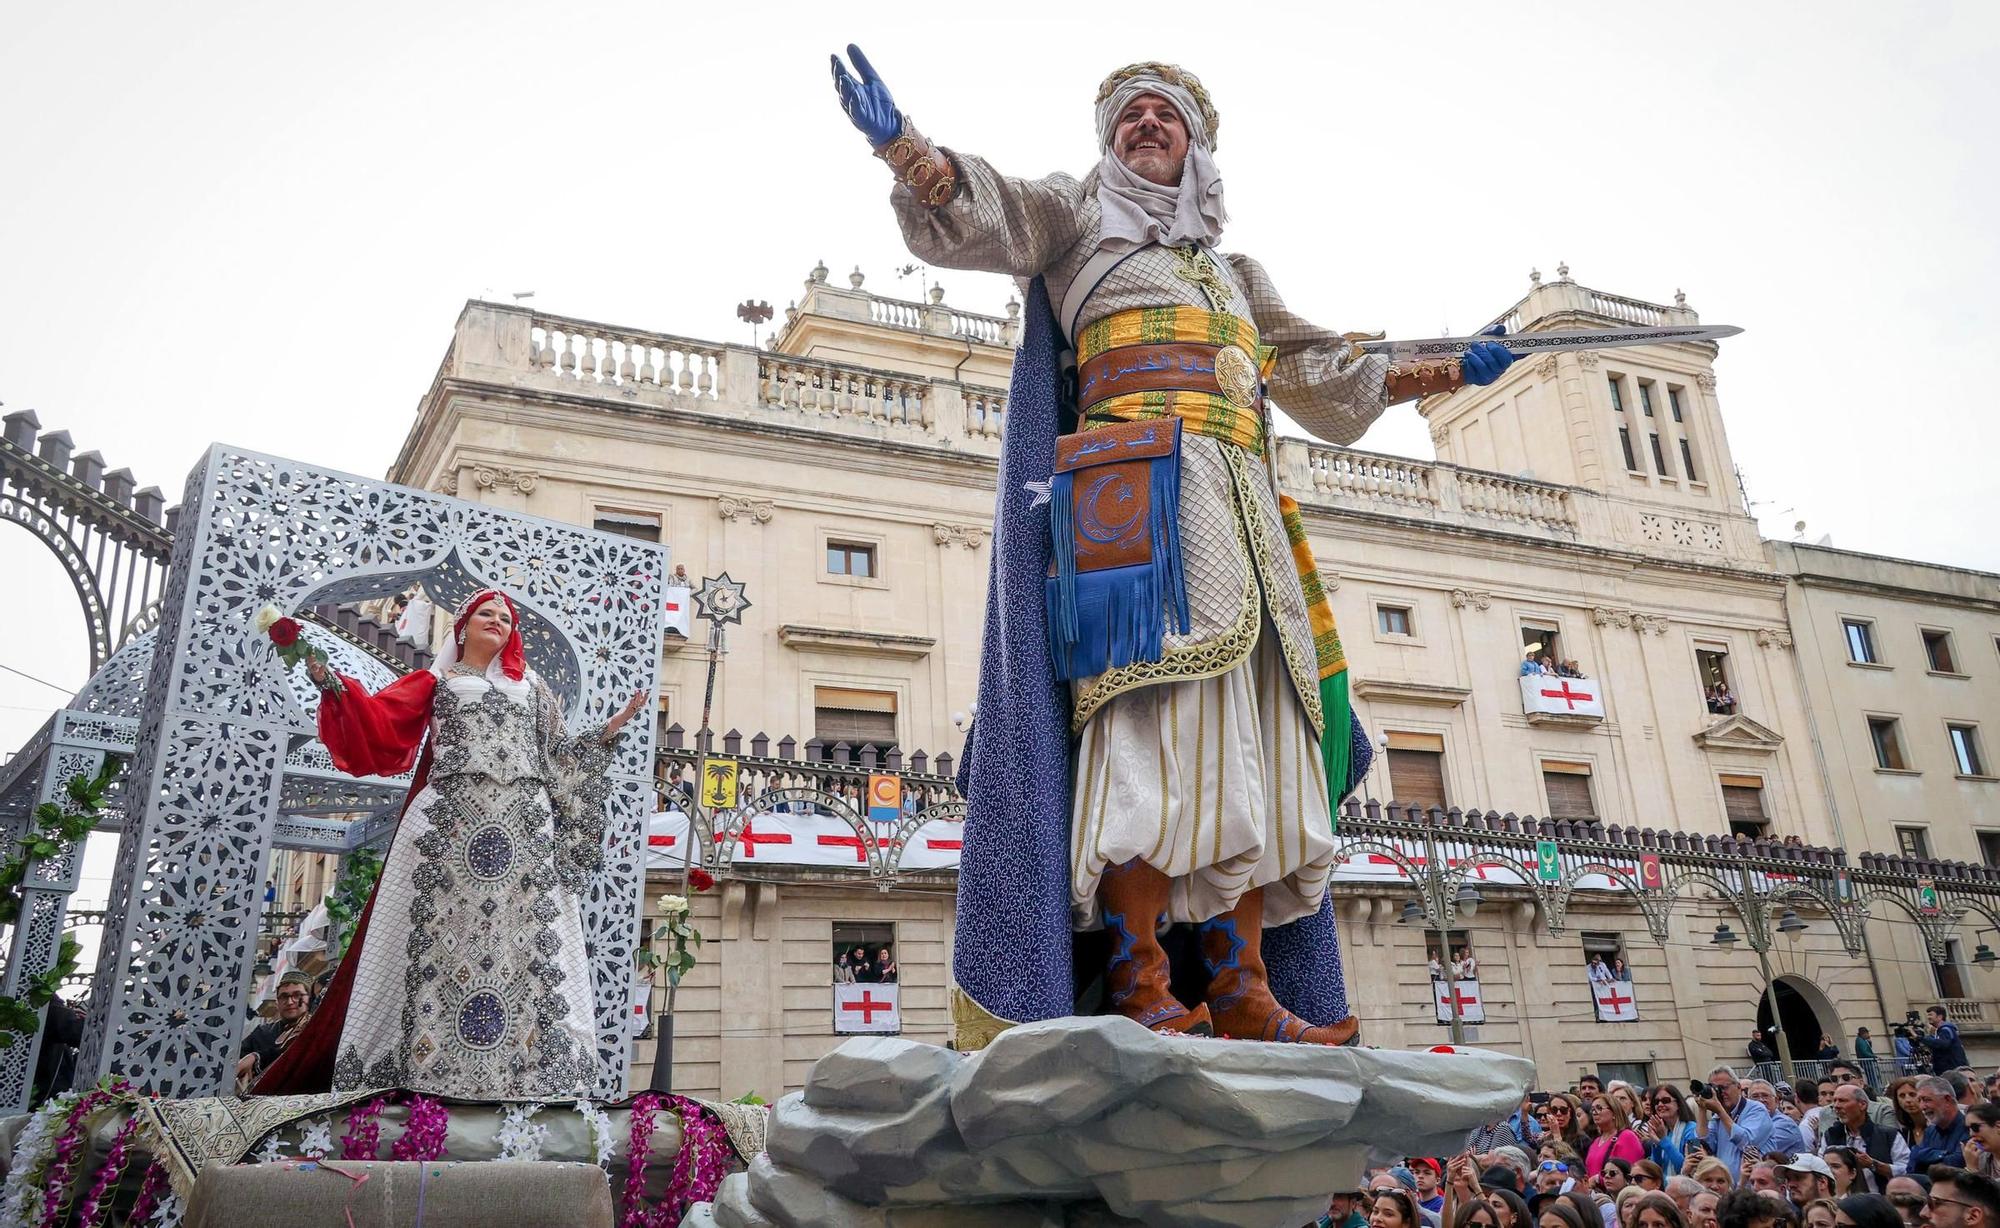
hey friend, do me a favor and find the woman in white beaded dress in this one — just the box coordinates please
[257,589,645,1099]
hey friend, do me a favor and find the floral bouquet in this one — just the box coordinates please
[255,604,346,695]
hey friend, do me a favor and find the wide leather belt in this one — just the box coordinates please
[1077,342,1261,414]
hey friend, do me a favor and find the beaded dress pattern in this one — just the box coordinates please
[331,668,612,1099]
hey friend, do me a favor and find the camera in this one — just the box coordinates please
[1529,1092,1552,1106]
[1689,1079,1711,1099]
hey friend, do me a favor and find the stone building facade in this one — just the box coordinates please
[353,262,1999,1100]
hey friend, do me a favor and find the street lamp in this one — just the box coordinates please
[1455,884,1485,918]
[1713,902,1808,1079]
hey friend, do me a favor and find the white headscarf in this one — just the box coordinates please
[1092,73,1226,254]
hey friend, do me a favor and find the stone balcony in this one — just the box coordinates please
[409,271,1765,569]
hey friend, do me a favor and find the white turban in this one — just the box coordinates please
[1091,71,1227,255]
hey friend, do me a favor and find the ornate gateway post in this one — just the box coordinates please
[74,446,668,1098]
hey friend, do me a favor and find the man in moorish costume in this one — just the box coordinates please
[831,48,1518,1045]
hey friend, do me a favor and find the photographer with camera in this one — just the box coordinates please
[1919,1005,1971,1074]
[1693,1067,1777,1179]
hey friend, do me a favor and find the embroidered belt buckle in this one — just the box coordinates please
[1045,418,1190,681]
[1076,342,1262,413]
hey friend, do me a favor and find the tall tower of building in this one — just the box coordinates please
[1419,264,1758,569]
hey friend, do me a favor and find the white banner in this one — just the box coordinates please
[646,809,968,873]
[629,975,653,1036]
[662,585,694,638]
[895,817,965,871]
[1433,977,1486,1024]
[1592,978,1639,1022]
[1520,674,1605,719]
[834,982,900,1034]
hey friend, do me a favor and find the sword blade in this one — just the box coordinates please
[1357,324,1744,363]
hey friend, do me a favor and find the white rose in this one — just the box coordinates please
[656,894,689,916]
[254,604,284,633]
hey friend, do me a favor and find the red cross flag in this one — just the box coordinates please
[1593,978,1639,1022]
[1519,675,1605,719]
[834,982,901,1034]
[1433,977,1486,1024]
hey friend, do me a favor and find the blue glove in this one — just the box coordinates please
[1461,323,1523,387]
[830,44,903,148]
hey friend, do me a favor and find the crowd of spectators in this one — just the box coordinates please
[1521,656,1589,679]
[1311,1018,2000,1228]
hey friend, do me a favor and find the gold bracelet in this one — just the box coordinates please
[1385,358,1465,401]
[874,119,958,208]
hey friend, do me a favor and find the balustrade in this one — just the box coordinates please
[1586,290,1672,328]
[962,387,1007,440]
[1302,447,1439,508]
[758,354,929,430]
[528,315,720,399]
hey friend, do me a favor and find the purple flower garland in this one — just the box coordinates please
[74,1112,142,1228]
[339,1096,389,1161]
[127,1161,171,1225]
[619,1094,735,1228]
[38,1078,131,1228]
[389,1094,449,1162]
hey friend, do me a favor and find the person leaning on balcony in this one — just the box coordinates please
[1908,1076,1972,1175]
[1521,656,1545,677]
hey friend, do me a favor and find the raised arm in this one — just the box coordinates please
[1225,253,1523,444]
[832,43,1086,277]
[1223,253,1391,446]
[308,666,437,778]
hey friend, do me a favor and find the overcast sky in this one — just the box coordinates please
[3,1,1997,847]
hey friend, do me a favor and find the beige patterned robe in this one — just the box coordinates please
[891,151,1392,928]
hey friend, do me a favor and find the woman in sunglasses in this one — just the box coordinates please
[1636,1085,1699,1175]
[1548,1093,1589,1154]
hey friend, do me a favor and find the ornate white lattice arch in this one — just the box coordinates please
[73,446,667,1099]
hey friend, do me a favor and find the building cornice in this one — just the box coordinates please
[778,624,936,659]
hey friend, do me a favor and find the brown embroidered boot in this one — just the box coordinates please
[1097,860,1213,1036]
[1199,888,1359,1045]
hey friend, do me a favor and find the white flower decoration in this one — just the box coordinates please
[495,1102,549,1162]
[253,1134,287,1164]
[297,1116,334,1159]
[657,894,690,916]
[254,604,284,633]
[576,1100,616,1169]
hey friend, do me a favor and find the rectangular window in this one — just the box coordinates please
[1679,438,1700,482]
[1977,831,2000,868]
[1843,619,1879,664]
[1951,725,1987,777]
[592,510,661,542]
[814,686,897,749]
[1697,647,1735,715]
[1639,383,1656,417]
[833,923,900,1034]
[1668,387,1685,422]
[1719,775,1769,837]
[1934,937,1967,1000]
[1522,624,1561,671]
[1619,427,1639,472]
[1923,629,1960,674]
[1868,716,1909,771]
[1649,432,1670,476]
[1377,604,1413,636]
[1543,761,1597,819]
[1386,732,1447,810]
[827,541,877,578]
[1897,826,1932,859]
[1607,377,1626,414]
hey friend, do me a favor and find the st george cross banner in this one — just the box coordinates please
[1592,978,1639,1022]
[644,809,710,870]
[833,982,900,1034]
[1434,977,1486,1024]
